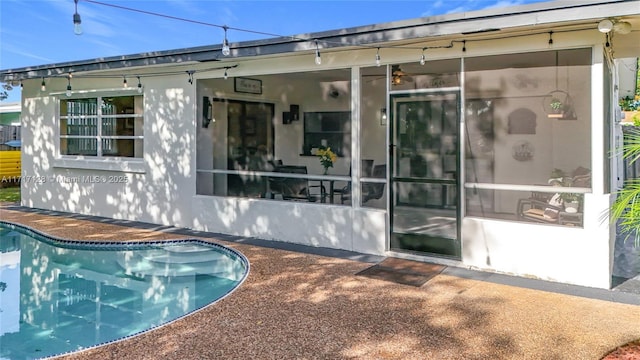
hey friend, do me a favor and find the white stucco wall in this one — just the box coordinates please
[191,195,387,254]
[462,194,612,288]
[21,75,198,227]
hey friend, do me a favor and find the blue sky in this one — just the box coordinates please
[0,0,550,102]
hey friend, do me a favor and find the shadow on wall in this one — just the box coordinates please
[22,85,194,227]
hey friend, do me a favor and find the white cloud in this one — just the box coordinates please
[1,44,54,65]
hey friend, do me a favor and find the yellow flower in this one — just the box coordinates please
[317,147,337,170]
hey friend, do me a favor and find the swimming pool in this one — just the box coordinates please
[0,221,249,360]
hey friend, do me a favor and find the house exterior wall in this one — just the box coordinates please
[21,75,198,227]
[16,27,623,289]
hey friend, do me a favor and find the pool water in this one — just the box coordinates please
[0,222,249,360]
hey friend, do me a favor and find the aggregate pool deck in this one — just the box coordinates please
[1,206,640,360]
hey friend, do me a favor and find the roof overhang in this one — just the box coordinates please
[1,0,638,82]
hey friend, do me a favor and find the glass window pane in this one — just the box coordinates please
[101,96,136,115]
[59,95,143,158]
[60,138,97,156]
[101,139,143,158]
[60,98,98,117]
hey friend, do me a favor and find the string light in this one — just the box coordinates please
[68,0,602,76]
[222,26,231,56]
[548,31,553,47]
[33,0,606,90]
[15,23,587,91]
[66,76,72,97]
[73,0,82,35]
[224,69,228,80]
[314,40,322,65]
[123,76,128,88]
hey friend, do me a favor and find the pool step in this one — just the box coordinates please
[116,247,244,281]
[136,247,228,264]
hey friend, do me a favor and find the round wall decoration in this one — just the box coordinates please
[512,140,534,161]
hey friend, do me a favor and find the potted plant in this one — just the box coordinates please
[549,169,581,212]
[545,97,565,119]
[620,95,640,124]
[620,58,640,124]
[560,192,581,213]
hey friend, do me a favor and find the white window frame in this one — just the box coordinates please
[54,89,146,173]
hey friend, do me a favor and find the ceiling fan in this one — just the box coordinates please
[363,65,414,85]
[391,65,413,85]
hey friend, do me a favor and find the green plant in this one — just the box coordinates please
[0,186,20,202]
[550,98,563,112]
[612,128,640,248]
[560,192,580,203]
[620,95,640,111]
[633,113,640,127]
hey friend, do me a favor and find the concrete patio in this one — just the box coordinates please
[1,204,639,360]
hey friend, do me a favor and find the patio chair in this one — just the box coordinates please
[335,160,374,204]
[340,163,385,204]
[517,191,583,226]
[362,164,386,203]
[268,165,325,202]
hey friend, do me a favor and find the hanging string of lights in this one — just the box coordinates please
[40,64,238,96]
[73,0,607,64]
[9,0,622,94]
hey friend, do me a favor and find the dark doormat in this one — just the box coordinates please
[356,257,446,287]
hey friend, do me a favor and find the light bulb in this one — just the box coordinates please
[221,26,230,56]
[41,78,46,92]
[66,77,72,96]
[315,51,322,65]
[598,19,613,33]
[224,69,228,80]
[420,54,426,66]
[137,77,143,93]
[123,78,128,88]
[375,49,381,67]
[222,40,230,56]
[73,13,82,35]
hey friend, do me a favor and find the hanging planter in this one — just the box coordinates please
[542,90,577,120]
[542,51,578,121]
